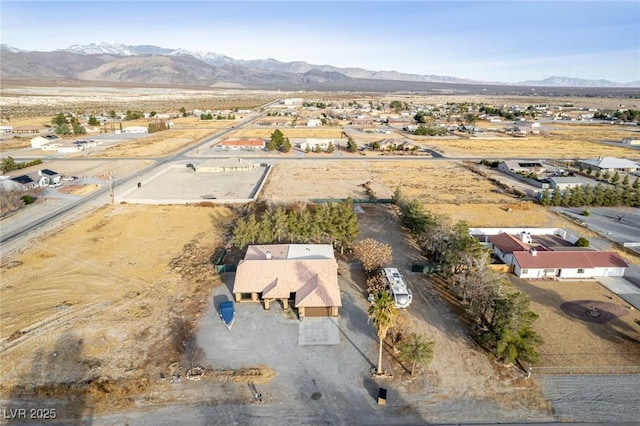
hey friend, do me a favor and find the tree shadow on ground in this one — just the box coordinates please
[512,276,640,367]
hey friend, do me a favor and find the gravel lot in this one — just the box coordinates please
[119,163,268,202]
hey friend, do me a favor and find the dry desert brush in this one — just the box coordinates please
[352,238,393,275]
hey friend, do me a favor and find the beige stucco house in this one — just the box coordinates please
[233,244,341,318]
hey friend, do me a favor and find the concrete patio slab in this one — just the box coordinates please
[298,317,341,345]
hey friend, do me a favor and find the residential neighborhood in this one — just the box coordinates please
[1,0,640,421]
[1,88,639,425]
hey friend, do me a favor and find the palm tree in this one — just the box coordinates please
[368,291,398,375]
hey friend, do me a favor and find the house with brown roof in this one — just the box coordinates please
[232,244,341,318]
[15,125,41,134]
[513,249,628,279]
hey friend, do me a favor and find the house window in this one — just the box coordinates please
[577,268,585,274]
[543,268,555,274]
[521,269,528,274]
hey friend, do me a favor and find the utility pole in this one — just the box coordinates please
[109,172,114,204]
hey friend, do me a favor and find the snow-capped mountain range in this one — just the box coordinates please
[1,42,638,89]
[61,42,640,88]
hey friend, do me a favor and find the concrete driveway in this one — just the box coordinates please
[193,273,427,425]
[597,276,640,309]
[298,317,340,345]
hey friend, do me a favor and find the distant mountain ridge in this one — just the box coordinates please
[519,75,640,88]
[1,42,638,89]
[57,42,640,88]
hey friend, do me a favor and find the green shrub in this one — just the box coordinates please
[575,237,589,247]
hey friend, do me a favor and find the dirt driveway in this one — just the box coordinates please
[351,204,552,422]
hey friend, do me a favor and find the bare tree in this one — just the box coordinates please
[366,273,387,295]
[183,335,206,369]
[353,238,393,274]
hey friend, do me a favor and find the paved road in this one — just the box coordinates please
[0,103,276,248]
[554,206,640,254]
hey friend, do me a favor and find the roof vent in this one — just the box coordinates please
[265,251,272,260]
[530,248,537,256]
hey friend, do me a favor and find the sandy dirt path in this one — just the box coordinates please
[354,204,552,422]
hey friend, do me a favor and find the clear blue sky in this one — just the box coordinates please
[2,1,639,83]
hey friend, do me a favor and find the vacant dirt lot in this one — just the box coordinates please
[422,127,640,158]
[262,160,518,203]
[512,278,640,372]
[0,204,235,414]
[354,204,552,421]
[261,160,598,230]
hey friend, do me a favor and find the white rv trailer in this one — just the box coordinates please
[383,267,412,308]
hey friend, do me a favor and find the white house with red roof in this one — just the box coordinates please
[475,228,628,279]
[218,138,265,150]
[513,250,627,279]
[489,232,531,266]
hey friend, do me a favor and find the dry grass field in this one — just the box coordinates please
[429,202,570,228]
[0,204,234,408]
[262,160,517,203]
[0,137,32,152]
[512,278,640,371]
[225,126,345,139]
[261,159,613,233]
[95,117,234,157]
[420,126,640,158]
[0,85,276,118]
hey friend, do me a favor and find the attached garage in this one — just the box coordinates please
[302,307,335,317]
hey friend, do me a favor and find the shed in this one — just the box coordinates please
[548,176,595,190]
